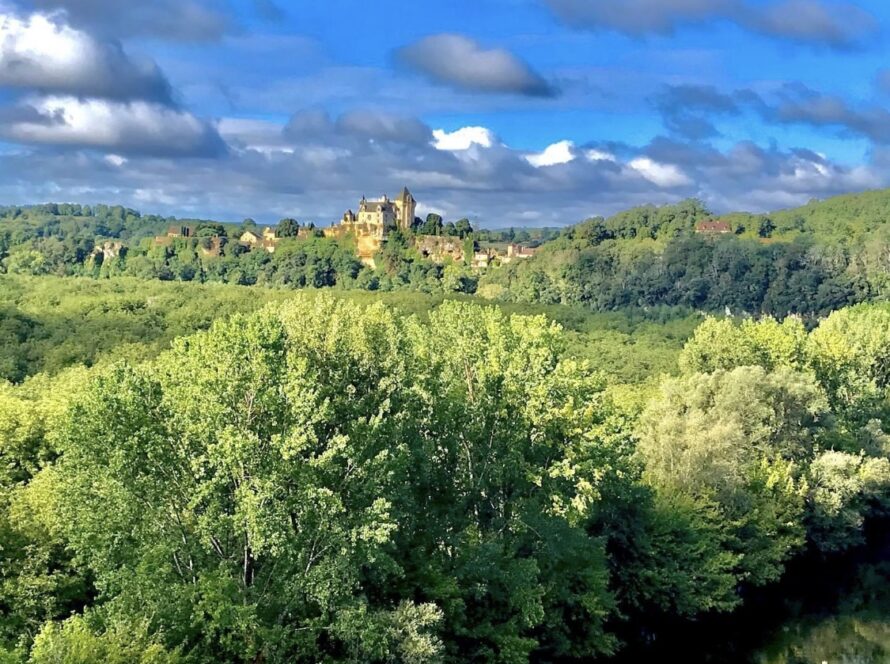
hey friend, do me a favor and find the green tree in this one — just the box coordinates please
[454,219,473,239]
[194,223,227,238]
[421,214,443,236]
[637,367,824,588]
[679,316,808,374]
[807,305,890,426]
[40,297,627,662]
[276,218,300,238]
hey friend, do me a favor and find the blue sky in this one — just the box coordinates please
[2,0,890,226]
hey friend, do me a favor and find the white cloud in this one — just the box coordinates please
[629,157,692,187]
[3,96,224,156]
[0,9,171,101]
[433,126,496,150]
[526,140,576,167]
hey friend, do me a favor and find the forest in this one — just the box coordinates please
[0,269,888,662]
[1,191,890,662]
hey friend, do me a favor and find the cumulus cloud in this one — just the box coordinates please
[544,0,727,36]
[214,116,890,218]
[433,126,497,150]
[2,96,226,157]
[396,34,557,97]
[652,84,744,139]
[0,10,172,102]
[543,0,878,48]
[526,140,577,167]
[768,83,890,143]
[630,157,693,187]
[26,0,229,41]
[743,0,878,49]
[282,109,335,139]
[585,148,617,162]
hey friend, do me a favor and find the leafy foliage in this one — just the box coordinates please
[0,270,888,661]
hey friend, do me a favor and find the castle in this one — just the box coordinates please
[340,187,417,236]
[324,186,535,269]
[329,188,417,266]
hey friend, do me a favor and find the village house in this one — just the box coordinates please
[155,225,194,246]
[499,243,537,263]
[695,220,732,234]
[240,227,279,253]
[239,229,262,245]
[167,225,192,238]
[473,251,492,269]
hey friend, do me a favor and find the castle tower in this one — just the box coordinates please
[395,187,416,231]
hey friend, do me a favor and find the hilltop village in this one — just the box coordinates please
[153,187,537,269]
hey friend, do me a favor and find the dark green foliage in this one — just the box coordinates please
[420,213,444,236]
[480,196,886,317]
[276,218,300,237]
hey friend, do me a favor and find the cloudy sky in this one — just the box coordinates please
[2,0,890,226]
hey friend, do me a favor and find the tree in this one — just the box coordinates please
[276,218,300,238]
[421,214,443,236]
[637,367,825,588]
[806,450,890,552]
[195,223,227,238]
[806,305,890,426]
[29,615,183,664]
[39,297,628,662]
[679,316,808,374]
[454,219,473,239]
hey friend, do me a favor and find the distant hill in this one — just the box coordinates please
[478,189,890,317]
[725,188,890,242]
[0,203,241,244]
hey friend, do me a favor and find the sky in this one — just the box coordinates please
[2,0,890,227]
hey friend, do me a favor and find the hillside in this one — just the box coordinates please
[479,190,890,316]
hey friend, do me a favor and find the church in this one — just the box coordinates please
[340,187,416,235]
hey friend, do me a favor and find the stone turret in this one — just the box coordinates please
[395,187,416,230]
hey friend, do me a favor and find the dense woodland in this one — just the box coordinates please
[0,191,889,662]
[0,274,887,662]
[481,195,890,316]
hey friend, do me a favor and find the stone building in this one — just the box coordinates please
[240,230,262,245]
[334,187,417,267]
[341,187,416,234]
[500,244,537,263]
